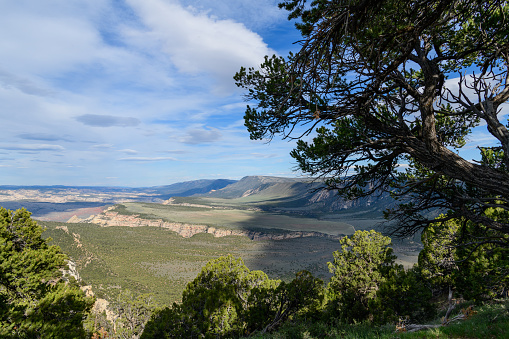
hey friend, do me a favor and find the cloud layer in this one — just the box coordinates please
[76,114,141,127]
[126,0,274,94]
[0,0,299,186]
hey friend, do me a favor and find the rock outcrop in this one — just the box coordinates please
[66,215,83,223]
[60,261,115,325]
[62,259,81,282]
[67,211,341,241]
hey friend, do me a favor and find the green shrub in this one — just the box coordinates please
[376,265,435,322]
[143,255,277,338]
[248,270,325,333]
[419,208,509,301]
[326,230,434,324]
[142,255,324,338]
[326,230,398,323]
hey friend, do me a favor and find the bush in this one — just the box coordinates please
[327,230,434,324]
[377,265,435,322]
[143,255,277,338]
[419,209,509,301]
[142,255,324,338]
[248,270,325,333]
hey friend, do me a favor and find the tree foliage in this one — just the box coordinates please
[249,270,324,333]
[234,0,509,243]
[327,230,432,323]
[419,208,509,300]
[0,207,94,338]
[419,214,461,293]
[109,290,158,339]
[328,231,397,304]
[142,255,324,338]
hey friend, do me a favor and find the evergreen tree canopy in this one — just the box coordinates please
[0,207,94,338]
[327,230,399,322]
[419,208,509,300]
[235,0,509,244]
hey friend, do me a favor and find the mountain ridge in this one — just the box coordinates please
[198,175,393,215]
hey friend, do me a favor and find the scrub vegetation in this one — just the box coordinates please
[41,221,343,305]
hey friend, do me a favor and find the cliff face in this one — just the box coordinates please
[68,209,340,241]
[307,189,386,210]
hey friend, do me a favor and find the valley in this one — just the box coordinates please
[2,176,421,306]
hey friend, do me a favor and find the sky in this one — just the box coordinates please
[0,0,304,186]
[0,1,506,187]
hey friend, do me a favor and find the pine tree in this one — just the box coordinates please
[0,207,94,338]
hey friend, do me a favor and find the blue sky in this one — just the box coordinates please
[0,0,305,186]
[0,1,505,187]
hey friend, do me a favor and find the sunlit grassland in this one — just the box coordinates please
[114,202,356,236]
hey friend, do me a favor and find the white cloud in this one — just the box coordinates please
[180,0,284,30]
[118,156,177,161]
[18,133,73,142]
[0,0,299,186]
[0,70,55,97]
[91,144,114,149]
[180,127,222,144]
[0,144,65,151]
[221,102,249,111]
[126,0,275,94]
[76,114,141,127]
[249,153,279,158]
[118,149,139,154]
[0,1,107,76]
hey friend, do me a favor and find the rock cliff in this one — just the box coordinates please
[68,209,341,241]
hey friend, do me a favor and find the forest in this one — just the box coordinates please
[0,207,507,338]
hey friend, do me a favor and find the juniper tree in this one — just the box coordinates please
[235,0,509,245]
[142,255,324,338]
[419,208,509,300]
[327,230,432,323]
[0,207,94,338]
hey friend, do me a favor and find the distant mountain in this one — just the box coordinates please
[202,176,393,216]
[150,179,237,199]
[0,185,139,192]
[0,180,236,218]
[203,176,309,199]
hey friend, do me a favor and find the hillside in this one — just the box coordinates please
[42,221,343,305]
[196,176,394,218]
[203,176,307,199]
[0,176,394,221]
[150,179,237,199]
